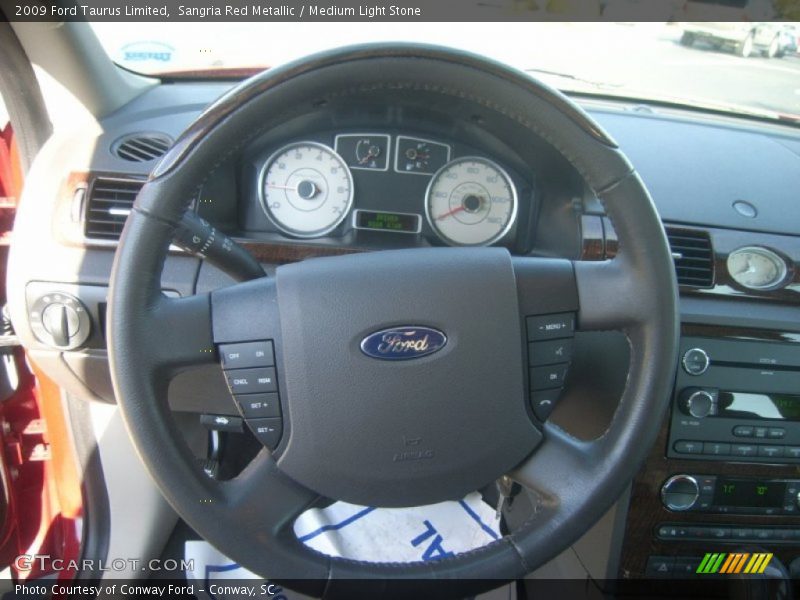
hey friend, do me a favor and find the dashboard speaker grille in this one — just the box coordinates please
[84,178,144,240]
[666,227,714,288]
[112,133,172,162]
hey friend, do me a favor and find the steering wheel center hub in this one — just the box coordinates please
[274,247,542,507]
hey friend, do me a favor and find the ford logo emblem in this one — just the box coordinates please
[360,326,447,361]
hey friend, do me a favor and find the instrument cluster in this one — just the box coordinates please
[254,133,527,248]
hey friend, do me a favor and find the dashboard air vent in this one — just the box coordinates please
[112,133,172,162]
[666,227,714,288]
[84,178,144,241]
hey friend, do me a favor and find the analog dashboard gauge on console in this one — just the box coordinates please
[727,246,788,290]
[425,157,517,246]
[259,141,353,238]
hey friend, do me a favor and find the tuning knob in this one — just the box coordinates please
[661,475,700,511]
[679,388,717,419]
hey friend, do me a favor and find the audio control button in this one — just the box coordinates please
[703,442,731,456]
[682,348,710,375]
[754,427,768,438]
[758,445,785,459]
[768,428,786,439]
[673,440,703,454]
[679,389,717,419]
[786,447,800,459]
[732,444,757,457]
[733,425,754,437]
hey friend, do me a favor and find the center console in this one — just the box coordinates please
[619,327,800,581]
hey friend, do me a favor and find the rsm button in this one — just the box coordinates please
[225,367,278,394]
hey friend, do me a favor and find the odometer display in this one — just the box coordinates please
[354,210,421,234]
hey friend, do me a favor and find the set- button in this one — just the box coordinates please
[220,339,284,450]
[526,312,575,421]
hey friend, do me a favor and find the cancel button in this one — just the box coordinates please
[225,367,278,394]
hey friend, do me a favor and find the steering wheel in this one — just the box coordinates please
[108,44,678,597]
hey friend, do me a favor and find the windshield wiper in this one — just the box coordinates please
[524,67,624,90]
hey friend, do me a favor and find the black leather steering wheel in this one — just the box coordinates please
[108,44,678,597]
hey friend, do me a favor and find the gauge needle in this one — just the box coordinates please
[436,206,466,220]
[267,183,297,191]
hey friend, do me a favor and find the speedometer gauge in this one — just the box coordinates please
[425,157,517,246]
[259,142,353,238]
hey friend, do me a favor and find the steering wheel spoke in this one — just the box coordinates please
[145,293,216,375]
[574,257,648,332]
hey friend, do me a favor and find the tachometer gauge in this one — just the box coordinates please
[259,142,353,238]
[727,246,788,290]
[425,157,517,246]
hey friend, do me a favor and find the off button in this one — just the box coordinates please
[225,367,278,394]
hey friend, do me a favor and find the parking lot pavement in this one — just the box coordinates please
[521,23,800,120]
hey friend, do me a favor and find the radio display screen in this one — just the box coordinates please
[713,478,786,508]
[717,392,800,421]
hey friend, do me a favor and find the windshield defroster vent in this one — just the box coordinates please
[666,227,714,288]
[112,132,172,162]
[84,177,144,241]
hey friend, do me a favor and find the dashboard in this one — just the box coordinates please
[6,72,800,586]
[238,131,529,247]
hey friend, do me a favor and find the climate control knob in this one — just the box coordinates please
[661,475,700,511]
[679,388,716,419]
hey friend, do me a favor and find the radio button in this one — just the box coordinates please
[758,445,785,459]
[682,348,710,375]
[768,427,786,439]
[731,528,753,540]
[754,427,768,439]
[733,425,754,437]
[753,529,772,541]
[673,440,703,454]
[786,447,800,459]
[732,444,757,457]
[703,442,731,456]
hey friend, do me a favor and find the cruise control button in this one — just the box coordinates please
[530,364,567,390]
[526,313,574,341]
[733,425,754,437]
[530,390,561,421]
[528,339,573,366]
[673,440,702,454]
[219,341,274,369]
[248,418,283,449]
[235,393,281,418]
[225,367,277,394]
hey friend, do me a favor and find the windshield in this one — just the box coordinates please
[90,22,800,121]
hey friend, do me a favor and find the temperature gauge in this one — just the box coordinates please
[395,136,450,175]
[335,134,390,171]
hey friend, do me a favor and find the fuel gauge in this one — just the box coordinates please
[395,136,451,175]
[335,134,390,171]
